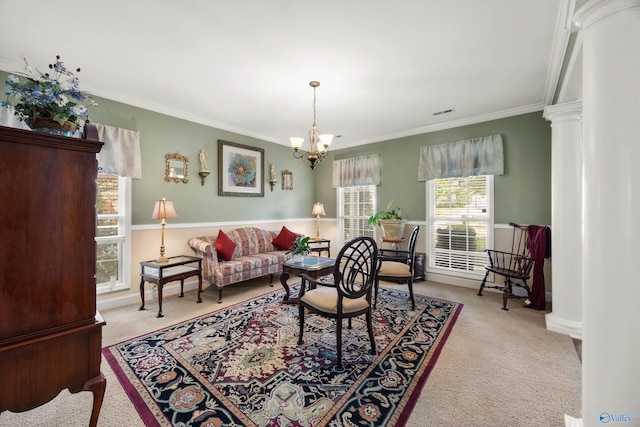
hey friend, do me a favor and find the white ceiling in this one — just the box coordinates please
[0,0,574,149]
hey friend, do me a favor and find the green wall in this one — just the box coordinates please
[1,70,551,225]
[87,96,317,225]
[313,111,552,225]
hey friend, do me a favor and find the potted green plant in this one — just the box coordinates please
[286,236,312,261]
[368,200,407,239]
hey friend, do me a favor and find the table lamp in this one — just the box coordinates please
[151,198,178,263]
[311,202,326,241]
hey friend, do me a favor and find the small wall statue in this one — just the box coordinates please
[198,149,210,186]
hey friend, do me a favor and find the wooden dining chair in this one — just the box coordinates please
[374,226,420,309]
[297,236,378,368]
[477,222,535,310]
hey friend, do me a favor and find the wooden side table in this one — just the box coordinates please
[309,238,331,257]
[139,255,203,317]
[280,257,336,304]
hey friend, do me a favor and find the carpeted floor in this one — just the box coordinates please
[0,279,582,426]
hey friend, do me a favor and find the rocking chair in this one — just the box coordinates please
[477,222,535,310]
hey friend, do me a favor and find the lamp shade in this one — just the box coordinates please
[151,198,178,220]
[311,202,326,217]
[318,134,334,148]
[290,137,304,150]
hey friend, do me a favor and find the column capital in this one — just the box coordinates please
[543,101,583,123]
[575,0,640,30]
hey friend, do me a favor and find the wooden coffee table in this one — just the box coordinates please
[280,256,335,304]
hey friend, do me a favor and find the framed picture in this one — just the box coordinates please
[218,140,264,197]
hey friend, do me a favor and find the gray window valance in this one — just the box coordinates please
[95,123,143,179]
[418,134,504,181]
[332,154,380,188]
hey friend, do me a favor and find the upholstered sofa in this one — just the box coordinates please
[188,226,297,303]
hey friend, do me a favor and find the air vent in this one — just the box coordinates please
[433,108,456,116]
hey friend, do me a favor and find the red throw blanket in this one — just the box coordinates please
[526,225,550,310]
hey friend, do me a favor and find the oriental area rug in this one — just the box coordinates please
[103,285,463,427]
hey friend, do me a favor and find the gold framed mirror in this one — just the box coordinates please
[165,153,189,183]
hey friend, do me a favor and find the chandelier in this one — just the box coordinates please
[290,81,334,170]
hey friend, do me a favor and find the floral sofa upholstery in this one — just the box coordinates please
[188,227,294,303]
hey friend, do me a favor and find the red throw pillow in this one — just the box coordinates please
[272,226,298,250]
[215,229,236,261]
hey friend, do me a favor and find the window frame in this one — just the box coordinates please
[425,175,494,280]
[337,184,377,248]
[96,174,132,294]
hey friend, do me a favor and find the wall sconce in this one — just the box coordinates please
[282,170,293,190]
[269,163,277,192]
[199,148,210,186]
[151,198,178,263]
[311,202,326,240]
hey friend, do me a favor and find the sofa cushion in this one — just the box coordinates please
[272,226,298,250]
[215,229,237,261]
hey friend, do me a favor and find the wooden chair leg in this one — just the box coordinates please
[374,278,380,308]
[297,305,305,344]
[501,278,510,311]
[478,270,490,296]
[366,311,376,356]
[336,317,343,368]
[407,277,415,310]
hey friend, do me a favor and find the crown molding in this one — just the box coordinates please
[575,0,640,30]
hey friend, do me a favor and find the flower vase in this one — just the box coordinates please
[27,109,78,136]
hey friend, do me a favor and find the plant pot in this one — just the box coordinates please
[379,219,406,240]
[28,117,78,137]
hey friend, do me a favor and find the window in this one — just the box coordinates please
[96,173,131,294]
[427,175,493,278]
[337,185,376,248]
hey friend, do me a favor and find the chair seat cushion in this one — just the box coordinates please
[300,287,369,314]
[378,261,411,277]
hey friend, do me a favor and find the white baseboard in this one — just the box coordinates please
[426,272,482,290]
[546,312,583,339]
[427,272,554,304]
[97,278,204,312]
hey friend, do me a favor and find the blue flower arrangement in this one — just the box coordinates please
[2,55,96,130]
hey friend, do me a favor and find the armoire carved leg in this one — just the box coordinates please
[82,373,106,427]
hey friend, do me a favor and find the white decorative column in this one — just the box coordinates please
[543,101,583,339]
[575,0,640,424]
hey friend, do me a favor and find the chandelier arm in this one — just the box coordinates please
[292,150,307,159]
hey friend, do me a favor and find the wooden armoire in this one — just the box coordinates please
[0,124,105,426]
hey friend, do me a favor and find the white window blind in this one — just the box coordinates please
[337,185,376,248]
[428,175,492,277]
[96,173,131,294]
